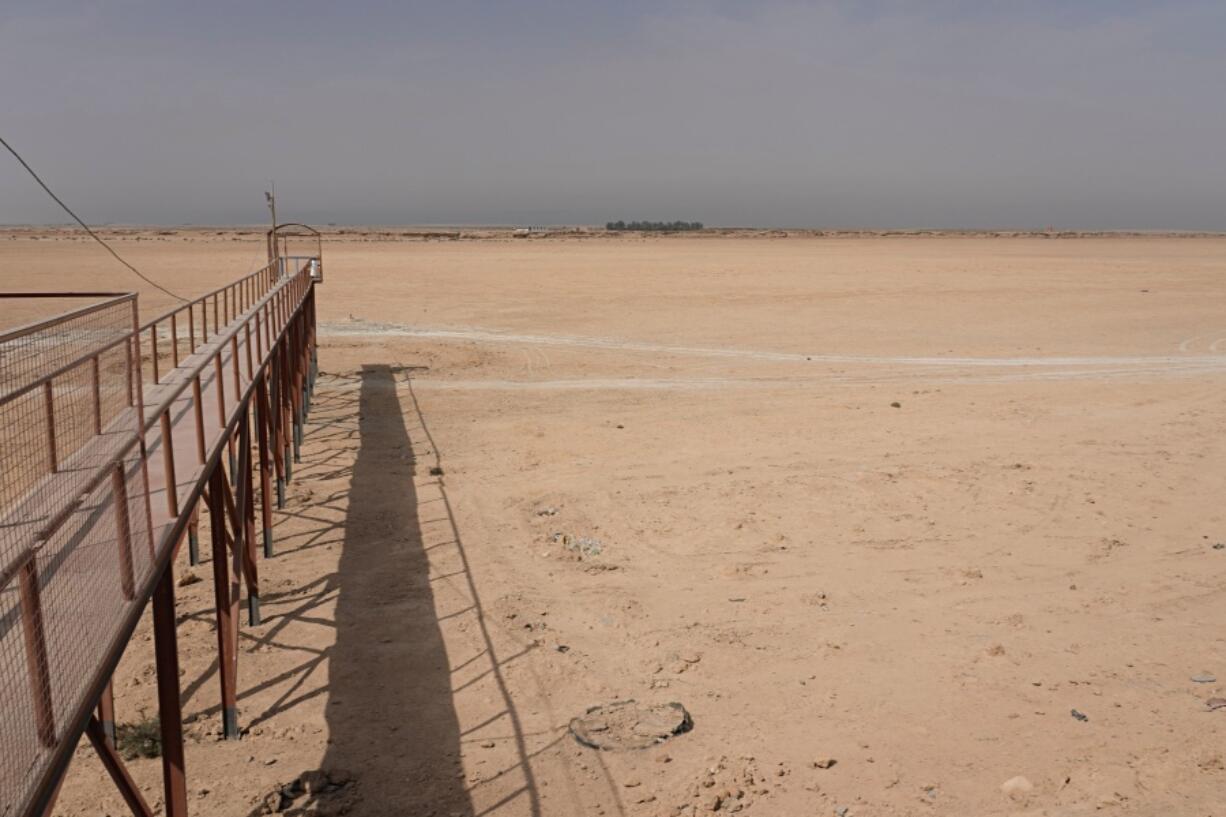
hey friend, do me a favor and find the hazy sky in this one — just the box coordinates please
[2,1,1225,229]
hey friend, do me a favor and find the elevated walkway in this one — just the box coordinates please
[1,254,319,817]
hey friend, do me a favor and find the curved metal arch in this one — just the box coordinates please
[266,223,324,283]
[267,222,321,239]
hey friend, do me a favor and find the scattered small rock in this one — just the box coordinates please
[429,465,444,476]
[812,757,836,769]
[537,507,559,517]
[1192,673,1217,684]
[177,572,202,587]
[1212,543,1225,551]
[1001,776,1034,798]
[1198,753,1224,771]
[1205,698,1226,711]
[257,790,281,815]
[1070,709,1088,722]
[257,768,357,815]
[300,769,329,794]
[890,401,901,408]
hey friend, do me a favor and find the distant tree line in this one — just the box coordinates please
[605,220,704,232]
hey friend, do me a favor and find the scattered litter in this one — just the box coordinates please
[1213,543,1225,550]
[835,806,849,817]
[536,507,559,517]
[1070,709,1088,722]
[428,465,444,476]
[1206,698,1226,711]
[728,597,747,603]
[569,700,692,751]
[555,644,570,653]
[1192,673,1217,684]
[553,532,603,558]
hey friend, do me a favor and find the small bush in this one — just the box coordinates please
[117,716,161,760]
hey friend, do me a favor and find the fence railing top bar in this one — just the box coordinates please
[0,291,131,298]
[0,329,136,409]
[136,261,277,334]
[0,292,136,345]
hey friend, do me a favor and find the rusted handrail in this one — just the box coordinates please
[139,262,309,434]
[136,262,282,386]
[2,259,319,817]
[0,268,309,583]
[0,292,130,345]
[0,293,136,408]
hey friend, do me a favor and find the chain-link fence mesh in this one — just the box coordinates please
[0,295,152,816]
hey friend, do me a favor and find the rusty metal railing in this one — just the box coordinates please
[0,292,152,817]
[136,262,282,386]
[0,256,319,817]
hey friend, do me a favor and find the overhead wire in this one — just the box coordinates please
[0,133,189,302]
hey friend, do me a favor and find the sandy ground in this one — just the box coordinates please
[3,231,1226,816]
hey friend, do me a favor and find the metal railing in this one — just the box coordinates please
[0,293,151,816]
[136,262,282,386]
[0,257,319,817]
[137,260,315,545]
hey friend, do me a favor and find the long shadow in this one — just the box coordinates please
[397,369,546,817]
[318,363,472,815]
[228,364,553,816]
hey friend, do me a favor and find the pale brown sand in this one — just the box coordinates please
[4,231,1226,816]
